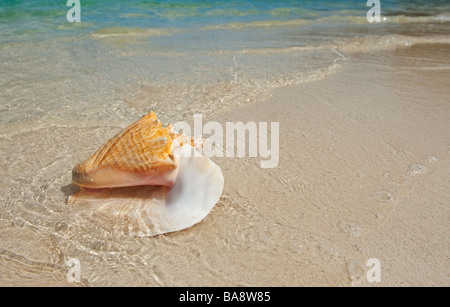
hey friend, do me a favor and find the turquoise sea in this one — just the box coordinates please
[1,1,449,125]
[1,1,450,40]
[1,1,450,122]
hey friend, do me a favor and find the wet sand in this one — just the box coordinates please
[0,43,449,286]
[212,43,450,286]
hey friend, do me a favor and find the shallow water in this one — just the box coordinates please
[1,1,450,286]
[2,0,450,128]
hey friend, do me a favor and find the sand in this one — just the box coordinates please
[211,43,450,286]
[0,42,449,286]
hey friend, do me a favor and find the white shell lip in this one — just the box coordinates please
[164,144,224,233]
[68,144,224,237]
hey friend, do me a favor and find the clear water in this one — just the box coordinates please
[1,0,449,126]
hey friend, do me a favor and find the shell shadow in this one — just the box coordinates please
[60,183,81,204]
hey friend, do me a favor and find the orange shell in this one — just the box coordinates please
[72,112,179,187]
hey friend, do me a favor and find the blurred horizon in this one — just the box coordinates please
[1,0,450,43]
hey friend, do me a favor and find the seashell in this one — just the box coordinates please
[69,112,224,237]
[72,111,181,188]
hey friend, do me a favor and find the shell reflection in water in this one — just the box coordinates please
[68,112,224,237]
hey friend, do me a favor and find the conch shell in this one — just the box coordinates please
[68,112,224,237]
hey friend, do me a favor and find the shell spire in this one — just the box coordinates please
[72,111,182,188]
